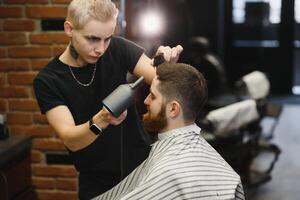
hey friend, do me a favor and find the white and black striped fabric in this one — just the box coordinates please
[93,124,245,200]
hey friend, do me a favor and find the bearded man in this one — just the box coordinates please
[93,63,245,200]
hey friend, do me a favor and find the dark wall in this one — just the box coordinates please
[224,0,295,94]
[182,0,221,53]
[126,0,295,94]
[125,0,222,54]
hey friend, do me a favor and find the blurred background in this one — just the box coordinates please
[0,0,299,199]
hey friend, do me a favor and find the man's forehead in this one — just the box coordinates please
[151,76,158,87]
[150,76,160,94]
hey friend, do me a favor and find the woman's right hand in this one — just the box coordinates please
[94,107,128,130]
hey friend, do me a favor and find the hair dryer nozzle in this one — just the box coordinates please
[130,76,144,89]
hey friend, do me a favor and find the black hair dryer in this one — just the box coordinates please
[102,76,145,117]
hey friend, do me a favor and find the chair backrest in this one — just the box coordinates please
[205,99,259,137]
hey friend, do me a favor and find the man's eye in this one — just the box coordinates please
[150,94,155,100]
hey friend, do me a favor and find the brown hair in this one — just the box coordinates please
[156,63,207,122]
[67,0,119,29]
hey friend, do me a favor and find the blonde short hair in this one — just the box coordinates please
[67,0,119,29]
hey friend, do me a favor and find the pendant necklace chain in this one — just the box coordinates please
[68,63,97,87]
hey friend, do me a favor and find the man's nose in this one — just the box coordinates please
[144,94,150,105]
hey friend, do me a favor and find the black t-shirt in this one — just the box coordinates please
[33,36,151,199]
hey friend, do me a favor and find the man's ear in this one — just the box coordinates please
[64,20,73,37]
[168,101,181,118]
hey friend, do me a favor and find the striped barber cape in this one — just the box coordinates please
[93,124,245,200]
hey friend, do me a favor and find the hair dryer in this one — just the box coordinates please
[102,53,166,117]
[102,76,145,117]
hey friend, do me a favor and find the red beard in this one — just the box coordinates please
[142,104,167,133]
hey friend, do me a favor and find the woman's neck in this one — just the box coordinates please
[59,46,86,67]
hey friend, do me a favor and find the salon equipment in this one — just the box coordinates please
[153,53,165,67]
[103,53,166,117]
[102,76,145,117]
[197,73,281,188]
[204,99,259,137]
[237,71,270,100]
[182,36,281,188]
[0,135,33,199]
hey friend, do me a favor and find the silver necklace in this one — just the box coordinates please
[68,63,97,87]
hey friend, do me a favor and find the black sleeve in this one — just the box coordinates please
[112,36,145,73]
[33,75,65,114]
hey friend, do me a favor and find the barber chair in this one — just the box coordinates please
[199,98,281,188]
[181,37,227,96]
[181,36,281,188]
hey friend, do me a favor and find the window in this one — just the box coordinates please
[233,0,281,24]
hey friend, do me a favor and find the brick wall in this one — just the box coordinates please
[0,0,79,199]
